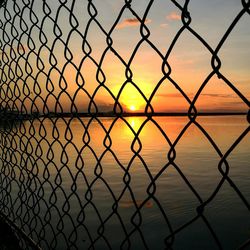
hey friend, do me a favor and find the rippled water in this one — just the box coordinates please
[0,116,249,249]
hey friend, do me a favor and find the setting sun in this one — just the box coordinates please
[111,83,150,112]
[129,105,136,111]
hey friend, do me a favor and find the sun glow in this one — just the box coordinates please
[112,82,153,112]
[129,105,136,111]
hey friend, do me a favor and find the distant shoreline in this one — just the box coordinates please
[39,112,248,118]
[1,110,248,121]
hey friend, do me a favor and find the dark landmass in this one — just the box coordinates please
[1,107,248,122]
[0,216,22,250]
[39,111,247,118]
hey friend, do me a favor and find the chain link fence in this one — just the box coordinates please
[0,0,250,249]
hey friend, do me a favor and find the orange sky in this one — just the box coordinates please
[0,0,249,113]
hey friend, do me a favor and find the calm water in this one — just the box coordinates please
[0,116,249,249]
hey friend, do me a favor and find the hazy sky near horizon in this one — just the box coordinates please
[0,0,249,113]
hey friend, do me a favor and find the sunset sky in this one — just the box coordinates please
[0,0,249,113]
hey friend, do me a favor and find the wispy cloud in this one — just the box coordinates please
[116,18,152,29]
[157,93,240,99]
[166,12,181,21]
[160,23,169,28]
[156,93,194,98]
[201,93,235,98]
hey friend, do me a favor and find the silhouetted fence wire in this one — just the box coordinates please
[0,0,249,249]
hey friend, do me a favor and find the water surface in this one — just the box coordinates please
[0,116,249,249]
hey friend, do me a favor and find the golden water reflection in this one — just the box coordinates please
[13,115,249,198]
[2,115,249,249]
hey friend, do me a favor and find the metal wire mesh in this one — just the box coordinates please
[0,0,249,249]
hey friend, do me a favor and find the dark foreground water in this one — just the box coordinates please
[0,116,249,249]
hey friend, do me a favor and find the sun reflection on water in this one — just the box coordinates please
[125,117,145,134]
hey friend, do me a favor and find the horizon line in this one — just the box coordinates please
[39,111,248,118]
